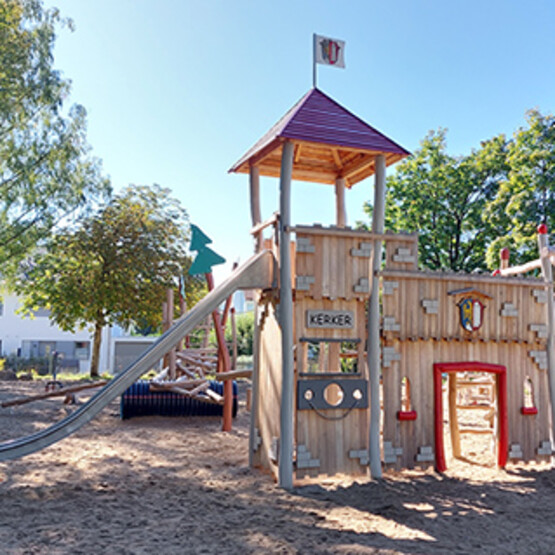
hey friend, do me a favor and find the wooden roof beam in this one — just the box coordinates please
[245,138,283,170]
[340,154,374,179]
[294,143,303,164]
[331,148,343,169]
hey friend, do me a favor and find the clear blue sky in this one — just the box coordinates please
[45,0,555,281]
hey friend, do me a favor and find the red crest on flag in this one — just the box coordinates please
[320,39,342,65]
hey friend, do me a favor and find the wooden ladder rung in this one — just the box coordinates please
[459,428,495,434]
[456,404,493,410]
[457,381,495,387]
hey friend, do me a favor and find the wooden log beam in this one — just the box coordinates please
[340,153,374,180]
[204,388,224,404]
[448,374,461,459]
[176,353,216,372]
[331,147,343,169]
[174,362,200,379]
[250,212,279,236]
[213,369,253,381]
[498,258,542,276]
[150,378,206,390]
[1,381,108,408]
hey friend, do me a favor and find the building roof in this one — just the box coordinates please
[229,88,410,187]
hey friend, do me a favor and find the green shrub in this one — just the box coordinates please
[4,355,50,375]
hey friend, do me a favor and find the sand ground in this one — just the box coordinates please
[1,380,555,554]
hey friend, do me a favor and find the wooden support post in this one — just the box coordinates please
[202,316,210,348]
[368,154,386,479]
[206,272,233,432]
[500,247,510,271]
[448,373,461,459]
[231,307,238,370]
[179,279,187,351]
[162,300,169,370]
[278,140,295,489]
[335,177,346,228]
[250,165,262,252]
[166,288,176,381]
[249,164,262,466]
[221,263,238,327]
[538,225,555,459]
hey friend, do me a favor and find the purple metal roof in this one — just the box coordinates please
[230,88,410,173]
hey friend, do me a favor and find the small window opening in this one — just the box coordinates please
[323,383,344,407]
[302,339,359,374]
[401,376,411,412]
[523,377,535,409]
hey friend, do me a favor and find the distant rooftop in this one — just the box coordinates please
[229,88,410,187]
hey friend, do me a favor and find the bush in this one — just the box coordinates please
[208,311,255,356]
[4,355,50,375]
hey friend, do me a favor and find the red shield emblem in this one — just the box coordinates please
[458,297,485,331]
[320,39,342,65]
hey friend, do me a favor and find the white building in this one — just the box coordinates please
[0,291,112,374]
[232,289,255,314]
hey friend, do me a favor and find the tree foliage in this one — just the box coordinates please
[0,0,110,271]
[367,129,508,272]
[364,110,555,272]
[15,185,203,376]
[224,311,254,357]
[484,109,555,267]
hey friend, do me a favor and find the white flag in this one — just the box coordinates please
[314,35,345,68]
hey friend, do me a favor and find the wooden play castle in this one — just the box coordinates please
[230,88,555,487]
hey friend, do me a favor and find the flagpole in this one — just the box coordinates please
[312,33,317,88]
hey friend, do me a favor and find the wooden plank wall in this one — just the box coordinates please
[295,297,369,478]
[252,301,283,479]
[382,270,547,343]
[381,269,551,469]
[295,229,376,302]
[292,227,379,478]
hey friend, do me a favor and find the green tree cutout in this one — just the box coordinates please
[188,224,226,276]
[0,0,110,271]
[15,185,201,377]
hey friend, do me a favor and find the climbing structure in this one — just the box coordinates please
[380,241,551,471]
[231,88,554,487]
[231,88,411,486]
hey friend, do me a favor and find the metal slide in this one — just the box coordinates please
[0,250,275,461]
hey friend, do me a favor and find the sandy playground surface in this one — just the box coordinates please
[1,380,555,554]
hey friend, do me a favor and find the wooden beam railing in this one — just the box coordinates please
[250,212,280,253]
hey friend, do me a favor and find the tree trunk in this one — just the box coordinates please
[90,321,103,378]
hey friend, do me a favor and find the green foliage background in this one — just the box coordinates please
[362,109,555,272]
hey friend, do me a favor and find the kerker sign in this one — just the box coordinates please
[306,309,354,329]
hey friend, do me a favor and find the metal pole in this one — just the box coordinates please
[368,154,386,479]
[278,140,295,489]
[538,225,555,459]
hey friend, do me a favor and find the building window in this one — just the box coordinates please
[32,307,51,317]
[75,342,90,360]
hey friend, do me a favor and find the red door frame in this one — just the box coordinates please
[433,361,508,472]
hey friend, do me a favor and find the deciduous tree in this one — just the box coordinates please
[484,109,555,268]
[0,0,109,272]
[16,185,204,377]
[364,129,509,272]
